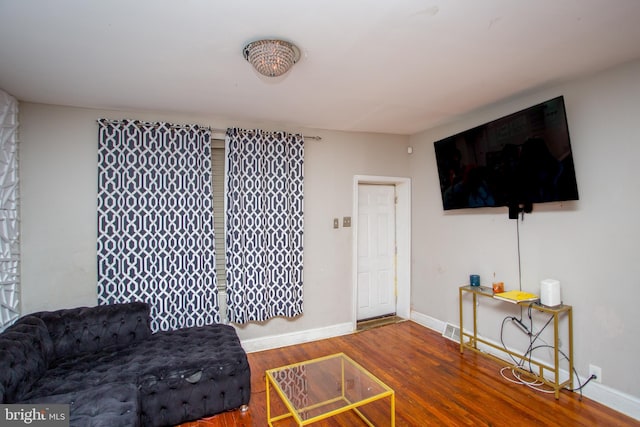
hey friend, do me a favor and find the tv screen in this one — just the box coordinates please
[434,96,579,211]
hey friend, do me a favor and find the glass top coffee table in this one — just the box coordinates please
[266,353,395,426]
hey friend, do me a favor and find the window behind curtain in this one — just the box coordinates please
[211,139,227,321]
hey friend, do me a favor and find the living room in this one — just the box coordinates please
[2,1,640,424]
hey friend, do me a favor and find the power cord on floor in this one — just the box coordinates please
[499,311,593,399]
[525,343,598,400]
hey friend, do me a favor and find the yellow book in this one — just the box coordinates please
[494,290,539,304]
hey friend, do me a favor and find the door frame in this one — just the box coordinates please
[352,175,411,330]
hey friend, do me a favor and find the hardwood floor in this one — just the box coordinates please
[180,321,639,426]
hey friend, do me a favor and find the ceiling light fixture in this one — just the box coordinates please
[243,39,301,77]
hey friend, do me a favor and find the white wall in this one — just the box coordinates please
[18,104,410,342]
[409,59,640,401]
[17,58,640,415]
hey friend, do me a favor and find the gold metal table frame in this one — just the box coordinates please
[266,352,395,426]
[459,285,573,398]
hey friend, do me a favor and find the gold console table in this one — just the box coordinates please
[458,285,573,398]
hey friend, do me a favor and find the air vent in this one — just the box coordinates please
[442,323,460,342]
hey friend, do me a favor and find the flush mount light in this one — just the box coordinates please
[242,39,301,77]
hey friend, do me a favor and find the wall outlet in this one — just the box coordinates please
[589,364,602,383]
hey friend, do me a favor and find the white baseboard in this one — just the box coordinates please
[580,380,640,421]
[240,322,353,353]
[410,310,447,334]
[410,310,640,421]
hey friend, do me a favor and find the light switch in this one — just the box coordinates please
[333,218,339,229]
[343,216,351,227]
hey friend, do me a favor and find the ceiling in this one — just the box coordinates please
[2,1,640,135]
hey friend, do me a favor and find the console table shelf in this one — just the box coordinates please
[458,285,573,399]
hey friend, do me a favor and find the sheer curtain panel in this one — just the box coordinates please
[97,119,219,331]
[225,128,304,324]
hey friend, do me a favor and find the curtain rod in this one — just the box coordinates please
[99,119,322,141]
[211,128,321,141]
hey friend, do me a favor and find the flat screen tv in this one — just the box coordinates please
[433,96,579,214]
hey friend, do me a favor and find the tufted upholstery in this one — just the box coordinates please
[0,316,52,403]
[0,303,251,426]
[137,327,251,426]
[22,302,152,365]
[24,382,139,427]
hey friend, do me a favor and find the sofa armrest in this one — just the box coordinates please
[0,317,52,403]
[28,302,152,363]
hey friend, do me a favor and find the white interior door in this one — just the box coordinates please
[357,184,396,320]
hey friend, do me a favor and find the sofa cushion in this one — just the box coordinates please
[0,316,53,403]
[136,325,251,426]
[28,302,152,364]
[23,382,139,427]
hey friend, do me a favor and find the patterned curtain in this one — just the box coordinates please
[97,119,219,331]
[225,128,304,324]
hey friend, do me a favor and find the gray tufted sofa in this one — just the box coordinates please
[0,302,251,426]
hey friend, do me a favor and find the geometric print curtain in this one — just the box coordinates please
[225,128,304,324]
[97,119,219,331]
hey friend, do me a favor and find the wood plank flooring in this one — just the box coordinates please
[180,321,639,426]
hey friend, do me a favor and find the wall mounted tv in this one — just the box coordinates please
[433,96,579,215]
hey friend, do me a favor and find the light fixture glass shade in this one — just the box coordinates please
[243,39,301,77]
